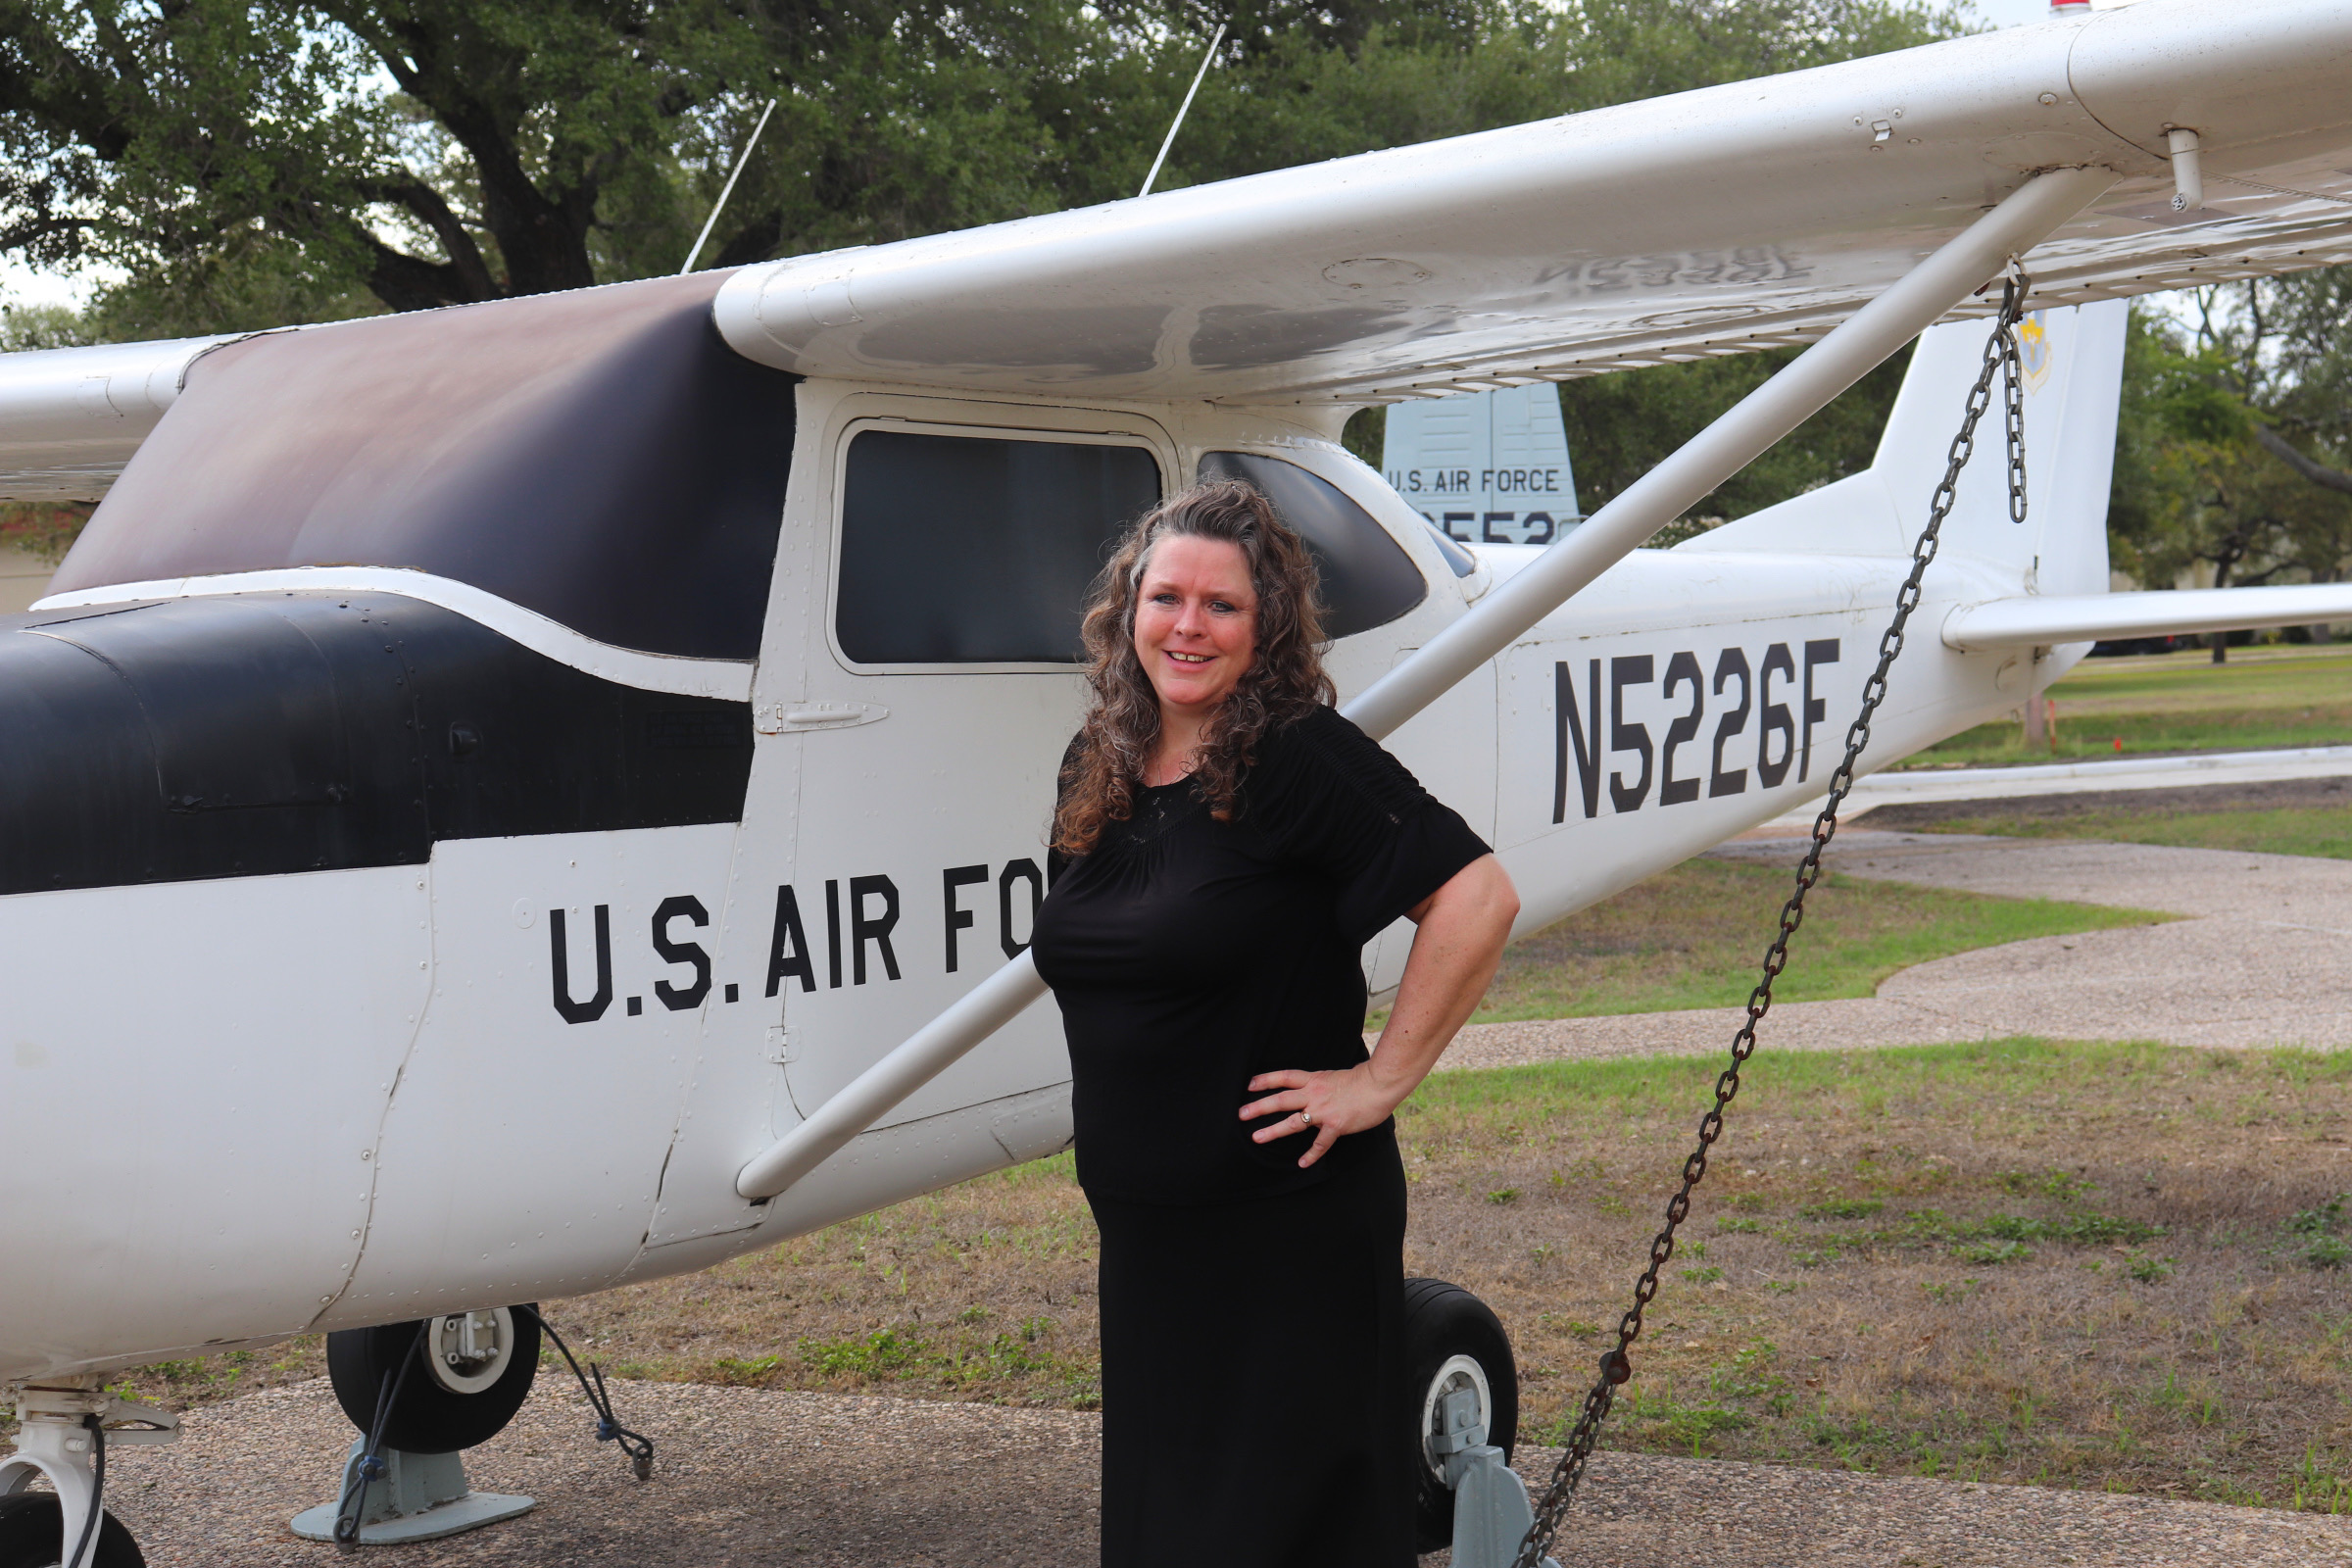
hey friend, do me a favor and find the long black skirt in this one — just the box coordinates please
[1087,1137,1415,1568]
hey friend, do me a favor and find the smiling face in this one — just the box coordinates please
[1132,533,1258,722]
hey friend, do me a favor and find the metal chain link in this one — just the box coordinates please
[1509,264,2033,1568]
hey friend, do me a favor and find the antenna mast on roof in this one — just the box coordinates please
[1138,23,1228,200]
[680,98,780,274]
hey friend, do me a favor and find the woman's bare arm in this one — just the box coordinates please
[1242,853,1520,1167]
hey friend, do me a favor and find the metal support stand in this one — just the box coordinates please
[289,1441,534,1545]
[0,1384,178,1568]
[1432,1387,1559,1568]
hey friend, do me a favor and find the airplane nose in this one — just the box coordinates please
[0,594,416,895]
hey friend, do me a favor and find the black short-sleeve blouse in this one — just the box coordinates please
[1032,706,1492,1204]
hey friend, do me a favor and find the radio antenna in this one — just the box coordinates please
[680,98,779,274]
[1138,22,1227,199]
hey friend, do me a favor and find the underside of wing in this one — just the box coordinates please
[712,0,2352,404]
[0,335,241,502]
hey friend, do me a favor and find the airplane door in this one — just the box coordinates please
[781,408,1168,1122]
[639,396,1168,1257]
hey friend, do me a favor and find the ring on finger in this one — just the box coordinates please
[1298,1108,1313,1127]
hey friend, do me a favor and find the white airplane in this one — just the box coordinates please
[7,1,2352,1561]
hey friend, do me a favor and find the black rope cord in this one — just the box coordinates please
[519,1306,657,1482]
[333,1320,429,1549]
[65,1413,105,1568]
[1509,266,2034,1568]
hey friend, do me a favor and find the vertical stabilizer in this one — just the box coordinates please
[1679,298,2128,591]
[1383,385,1581,546]
[1874,298,2127,596]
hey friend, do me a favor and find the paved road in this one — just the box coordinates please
[1439,828,2352,1071]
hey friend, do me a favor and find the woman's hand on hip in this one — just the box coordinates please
[1241,1065,1399,1169]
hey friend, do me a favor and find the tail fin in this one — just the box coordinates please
[1680,298,2129,594]
[1380,383,1582,546]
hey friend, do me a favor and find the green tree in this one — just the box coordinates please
[3,0,1965,340]
[0,0,1125,332]
[2108,279,2352,657]
[1552,342,1916,529]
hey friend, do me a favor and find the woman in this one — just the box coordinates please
[1031,480,1519,1568]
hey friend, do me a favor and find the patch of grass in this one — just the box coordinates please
[2290,1193,2352,1270]
[1470,858,2167,1022]
[1953,1238,2033,1265]
[1883,804,2352,860]
[1998,1168,2097,1201]
[1898,644,2352,769]
[60,1040,2352,1515]
[1399,1039,2352,1509]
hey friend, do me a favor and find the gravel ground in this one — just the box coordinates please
[89,1378,2352,1566]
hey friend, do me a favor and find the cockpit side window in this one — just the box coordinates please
[49,271,797,662]
[834,428,1161,665]
[1196,451,1426,638]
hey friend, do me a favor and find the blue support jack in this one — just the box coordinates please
[1433,1386,1561,1568]
[289,1440,533,1545]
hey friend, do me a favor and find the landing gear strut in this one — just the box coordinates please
[0,1383,176,1568]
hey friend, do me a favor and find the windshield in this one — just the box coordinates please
[51,271,798,662]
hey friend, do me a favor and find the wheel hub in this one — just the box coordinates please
[1418,1352,1494,1480]
[426,1307,515,1396]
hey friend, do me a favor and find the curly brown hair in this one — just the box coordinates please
[1053,479,1336,857]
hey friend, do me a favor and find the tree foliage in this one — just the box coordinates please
[2108,277,2352,653]
[3,0,1963,339]
[0,0,1976,560]
[1555,342,1915,526]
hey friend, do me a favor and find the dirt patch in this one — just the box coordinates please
[1852,777,2352,860]
[1857,774,2352,829]
[81,1039,2352,1517]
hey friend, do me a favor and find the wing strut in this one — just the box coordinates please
[731,164,2119,1203]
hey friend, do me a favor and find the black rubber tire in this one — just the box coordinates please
[0,1493,145,1568]
[326,1306,540,1455]
[1402,1276,1520,1554]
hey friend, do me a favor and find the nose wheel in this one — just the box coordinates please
[0,1386,175,1568]
[0,1494,142,1568]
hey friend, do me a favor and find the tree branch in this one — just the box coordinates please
[2255,424,2352,498]
[358,174,499,302]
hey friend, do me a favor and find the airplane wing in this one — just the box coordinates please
[710,0,2352,403]
[0,334,242,501]
[4,0,2349,505]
